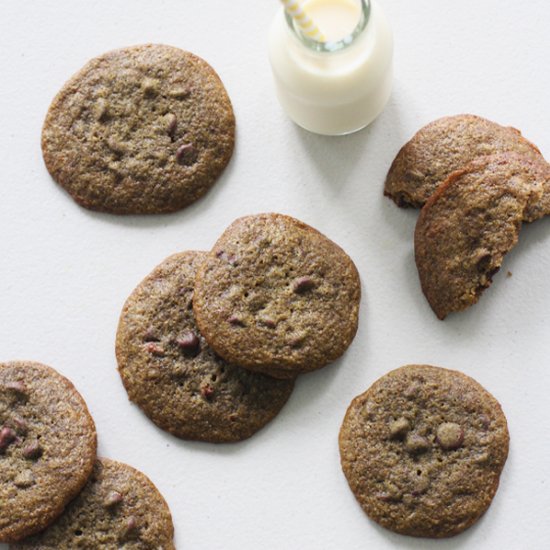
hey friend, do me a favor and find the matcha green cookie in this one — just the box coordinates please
[193,213,361,379]
[0,361,97,543]
[414,153,544,319]
[384,114,546,209]
[42,44,235,214]
[339,365,509,538]
[11,458,175,549]
[116,251,295,443]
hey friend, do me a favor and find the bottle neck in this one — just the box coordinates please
[285,0,371,54]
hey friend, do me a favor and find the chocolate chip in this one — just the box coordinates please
[107,137,128,155]
[436,423,464,450]
[169,87,190,99]
[389,417,410,440]
[104,490,124,508]
[259,316,277,329]
[22,441,43,460]
[404,380,421,398]
[144,327,160,342]
[376,482,402,502]
[406,169,425,181]
[164,113,177,138]
[8,416,28,435]
[145,343,165,357]
[479,414,491,430]
[288,331,307,348]
[473,452,490,464]
[141,77,160,96]
[0,426,17,452]
[146,368,161,380]
[176,331,201,356]
[176,143,197,166]
[292,276,315,293]
[201,383,215,400]
[4,381,27,395]
[411,472,430,496]
[476,252,492,272]
[94,98,109,121]
[14,470,35,488]
[121,516,139,540]
[228,314,245,327]
[405,433,430,455]
[216,250,238,266]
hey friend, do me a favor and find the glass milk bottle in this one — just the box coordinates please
[269,0,393,135]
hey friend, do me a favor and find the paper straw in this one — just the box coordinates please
[280,0,326,42]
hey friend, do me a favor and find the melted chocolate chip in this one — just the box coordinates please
[292,276,315,293]
[104,490,124,508]
[405,434,430,455]
[22,441,43,460]
[0,426,17,452]
[389,417,410,440]
[176,331,201,356]
[436,423,464,450]
[201,384,215,400]
[176,143,197,166]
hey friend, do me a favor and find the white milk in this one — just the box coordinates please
[303,0,361,42]
[269,0,393,135]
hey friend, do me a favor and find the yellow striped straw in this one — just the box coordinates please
[280,0,326,42]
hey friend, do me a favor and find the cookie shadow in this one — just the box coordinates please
[290,83,407,194]
[370,513,490,549]
[171,353,347,458]
[404,213,550,332]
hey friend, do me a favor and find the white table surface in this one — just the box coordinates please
[1,1,549,548]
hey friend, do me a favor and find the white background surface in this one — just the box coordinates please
[1,1,549,548]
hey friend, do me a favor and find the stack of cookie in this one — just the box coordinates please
[116,212,361,443]
[0,361,175,548]
[384,114,550,319]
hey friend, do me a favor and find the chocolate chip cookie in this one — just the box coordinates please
[193,213,361,378]
[12,458,175,549]
[339,365,509,538]
[42,44,235,214]
[0,361,97,543]
[116,251,295,442]
[384,114,546,209]
[414,153,544,319]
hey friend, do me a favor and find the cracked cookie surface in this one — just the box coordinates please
[193,213,361,378]
[339,365,509,538]
[116,251,295,443]
[11,458,174,549]
[414,153,544,319]
[384,114,547,210]
[0,361,97,543]
[42,44,235,214]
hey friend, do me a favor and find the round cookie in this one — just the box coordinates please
[116,251,295,443]
[193,213,361,378]
[0,361,97,543]
[384,114,546,208]
[414,152,544,320]
[11,457,175,549]
[42,44,235,214]
[339,365,509,538]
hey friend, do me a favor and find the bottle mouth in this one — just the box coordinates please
[285,0,371,53]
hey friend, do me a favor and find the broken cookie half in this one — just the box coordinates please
[414,153,546,319]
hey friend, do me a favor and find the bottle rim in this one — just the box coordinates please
[284,0,371,53]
